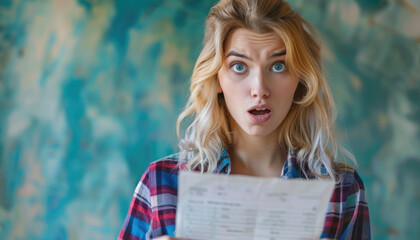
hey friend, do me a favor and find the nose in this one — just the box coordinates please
[250,70,270,99]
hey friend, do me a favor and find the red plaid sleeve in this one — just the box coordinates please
[321,170,371,239]
[119,167,153,240]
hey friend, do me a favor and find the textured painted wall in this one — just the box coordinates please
[0,0,419,239]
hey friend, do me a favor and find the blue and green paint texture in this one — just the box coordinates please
[0,0,419,239]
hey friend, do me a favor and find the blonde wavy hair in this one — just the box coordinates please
[176,0,356,179]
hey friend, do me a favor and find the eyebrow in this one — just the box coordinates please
[226,51,250,59]
[270,50,287,58]
[226,49,287,59]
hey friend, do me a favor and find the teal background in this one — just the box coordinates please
[0,0,419,239]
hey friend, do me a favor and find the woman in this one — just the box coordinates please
[119,0,371,239]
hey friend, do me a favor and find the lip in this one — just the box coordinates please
[247,104,272,124]
[247,104,272,113]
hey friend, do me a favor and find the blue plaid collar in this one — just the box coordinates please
[280,148,303,179]
[215,148,231,174]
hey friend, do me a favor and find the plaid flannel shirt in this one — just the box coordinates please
[119,149,370,240]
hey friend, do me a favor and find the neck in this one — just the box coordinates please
[228,127,286,177]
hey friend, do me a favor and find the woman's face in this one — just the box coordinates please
[218,28,299,138]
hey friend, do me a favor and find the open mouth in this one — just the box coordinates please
[248,108,271,115]
[247,105,272,124]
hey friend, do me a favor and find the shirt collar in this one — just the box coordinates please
[215,148,231,174]
[215,147,304,179]
[280,148,304,179]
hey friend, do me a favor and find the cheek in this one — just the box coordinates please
[220,82,237,97]
[219,80,242,116]
[221,86,240,111]
[275,77,299,99]
[218,72,239,97]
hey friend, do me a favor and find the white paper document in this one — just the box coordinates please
[175,171,335,240]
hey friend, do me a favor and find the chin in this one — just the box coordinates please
[245,126,278,137]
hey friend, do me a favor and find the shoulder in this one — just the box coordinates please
[137,153,181,184]
[335,167,365,190]
[147,153,184,174]
[330,167,368,207]
[314,163,366,196]
[137,153,184,197]
[120,154,183,239]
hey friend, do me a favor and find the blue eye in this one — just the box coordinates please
[231,63,247,73]
[272,62,286,72]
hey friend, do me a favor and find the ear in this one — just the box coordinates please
[217,77,223,93]
[217,84,223,93]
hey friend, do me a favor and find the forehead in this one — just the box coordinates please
[224,28,285,55]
